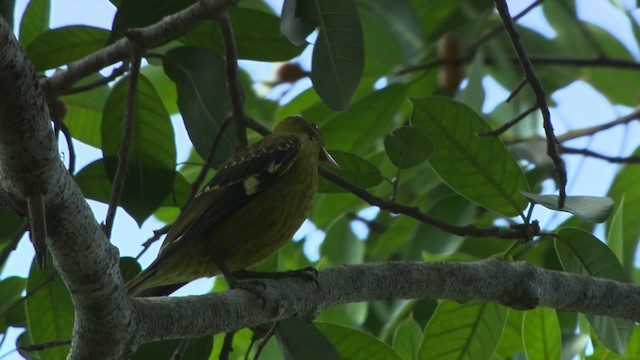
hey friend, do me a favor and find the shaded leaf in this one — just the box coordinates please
[393,314,423,360]
[522,192,614,223]
[108,0,193,43]
[179,8,304,61]
[163,46,237,167]
[280,0,317,46]
[555,227,633,353]
[26,26,109,71]
[321,217,363,266]
[419,300,507,359]
[277,318,341,360]
[411,97,529,217]
[310,0,364,110]
[60,75,109,148]
[134,336,213,360]
[101,74,176,224]
[317,151,383,193]
[19,0,50,46]
[384,125,433,169]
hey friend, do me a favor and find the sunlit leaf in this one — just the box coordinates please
[19,0,50,46]
[522,307,561,360]
[412,96,529,217]
[315,321,401,360]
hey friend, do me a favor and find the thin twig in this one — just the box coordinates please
[103,52,142,238]
[59,62,129,96]
[185,116,233,206]
[478,104,538,137]
[494,0,566,208]
[220,331,235,360]
[506,77,527,103]
[253,322,278,360]
[557,108,640,142]
[137,224,172,260]
[560,146,640,163]
[218,13,247,147]
[18,339,71,352]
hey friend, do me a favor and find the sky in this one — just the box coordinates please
[2,0,640,358]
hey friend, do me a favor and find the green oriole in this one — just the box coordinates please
[126,116,337,296]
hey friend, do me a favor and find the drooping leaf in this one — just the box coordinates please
[393,314,423,360]
[277,318,342,360]
[419,300,507,359]
[384,125,433,169]
[315,321,401,360]
[280,0,317,46]
[522,192,614,223]
[134,336,213,360]
[321,217,363,266]
[310,0,364,110]
[317,151,383,193]
[26,257,73,360]
[522,307,561,360]
[163,46,237,166]
[179,8,304,61]
[101,74,176,224]
[411,96,529,217]
[555,227,633,354]
[607,196,624,266]
[19,0,50,47]
[60,74,109,148]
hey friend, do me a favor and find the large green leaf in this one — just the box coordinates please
[321,217,364,266]
[522,307,561,360]
[163,46,237,167]
[310,0,364,110]
[555,227,633,354]
[0,277,26,334]
[280,0,317,46]
[606,146,640,275]
[101,74,176,224]
[19,0,50,47]
[419,300,507,359]
[179,8,304,61]
[521,192,614,223]
[393,314,423,360]
[317,151,383,193]
[320,85,408,153]
[315,321,401,360]
[411,97,529,217]
[60,75,109,148]
[26,257,73,360]
[26,26,109,71]
[134,336,213,359]
[384,125,433,169]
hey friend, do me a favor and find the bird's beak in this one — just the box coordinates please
[321,148,339,168]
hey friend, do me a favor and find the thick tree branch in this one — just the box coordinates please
[133,259,640,343]
[40,0,239,95]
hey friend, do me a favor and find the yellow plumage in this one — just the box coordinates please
[126,116,336,295]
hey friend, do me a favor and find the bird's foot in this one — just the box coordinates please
[228,278,267,305]
[234,266,319,290]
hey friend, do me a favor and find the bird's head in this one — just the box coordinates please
[275,115,338,167]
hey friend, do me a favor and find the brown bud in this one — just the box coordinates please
[438,32,464,91]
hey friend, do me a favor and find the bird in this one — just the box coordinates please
[126,115,337,296]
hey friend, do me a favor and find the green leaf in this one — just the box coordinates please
[606,148,640,276]
[60,75,109,148]
[108,0,193,43]
[0,208,23,241]
[163,46,237,167]
[310,0,364,110]
[101,74,176,224]
[320,85,408,153]
[315,321,401,360]
[555,227,633,353]
[522,307,561,360]
[277,318,342,360]
[522,192,614,223]
[411,96,529,217]
[19,0,50,47]
[26,257,73,360]
[393,314,423,360]
[0,277,26,332]
[317,151,383,193]
[280,0,317,46]
[607,195,624,265]
[419,300,507,359]
[179,8,304,61]
[384,125,433,169]
[26,26,109,71]
[141,65,179,115]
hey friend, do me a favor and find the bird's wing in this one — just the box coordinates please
[155,134,302,259]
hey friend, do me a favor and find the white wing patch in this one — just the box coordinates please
[243,175,261,195]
